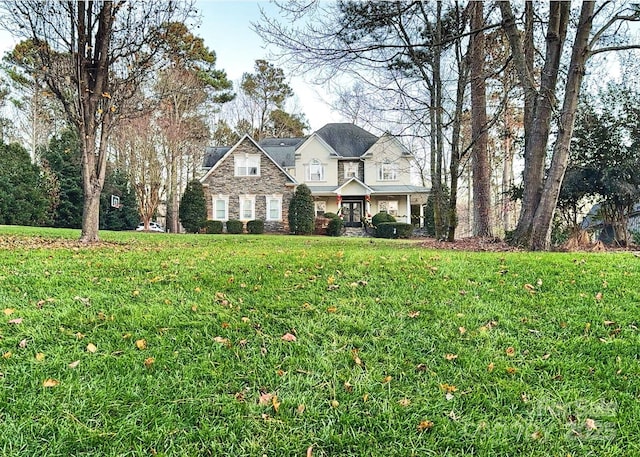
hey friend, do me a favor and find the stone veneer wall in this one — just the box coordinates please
[337,160,365,185]
[201,139,294,233]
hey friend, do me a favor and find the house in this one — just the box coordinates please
[581,202,640,243]
[200,123,430,232]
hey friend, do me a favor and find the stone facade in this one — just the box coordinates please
[201,138,294,233]
[337,160,364,185]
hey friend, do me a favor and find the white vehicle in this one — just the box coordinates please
[136,222,165,232]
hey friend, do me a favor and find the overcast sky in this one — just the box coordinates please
[0,1,342,131]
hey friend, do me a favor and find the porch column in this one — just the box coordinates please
[419,201,425,228]
[406,194,411,224]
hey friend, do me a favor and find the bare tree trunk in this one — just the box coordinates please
[499,1,570,246]
[470,1,492,237]
[502,125,514,233]
[530,2,595,250]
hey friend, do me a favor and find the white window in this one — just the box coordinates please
[213,195,228,220]
[378,160,398,181]
[308,159,325,181]
[267,195,282,221]
[378,200,398,216]
[239,195,255,220]
[344,162,358,179]
[315,201,327,217]
[235,154,260,176]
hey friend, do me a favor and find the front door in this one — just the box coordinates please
[341,200,363,227]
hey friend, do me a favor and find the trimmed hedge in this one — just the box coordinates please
[326,215,344,237]
[375,222,413,239]
[203,220,223,234]
[226,219,244,234]
[372,211,396,227]
[247,219,265,234]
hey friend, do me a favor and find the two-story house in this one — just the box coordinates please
[200,123,429,232]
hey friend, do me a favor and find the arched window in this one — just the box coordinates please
[308,159,325,181]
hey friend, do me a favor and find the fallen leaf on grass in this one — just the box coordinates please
[35,353,45,362]
[506,367,517,374]
[8,318,23,325]
[603,320,616,326]
[3,308,15,316]
[259,392,274,406]
[531,430,543,440]
[297,404,306,415]
[3,351,12,359]
[487,362,495,372]
[326,306,337,313]
[506,347,516,357]
[595,292,603,301]
[306,445,313,457]
[135,339,147,350]
[144,357,155,368]
[213,336,230,345]
[344,381,353,392]
[330,399,340,408]
[352,349,363,367]
[440,383,458,393]
[281,333,297,342]
[458,326,466,335]
[524,283,535,293]
[585,418,597,431]
[408,311,420,318]
[417,420,434,432]
[18,339,27,348]
[68,360,80,369]
[382,375,392,384]
[447,410,459,421]
[43,378,59,388]
[444,353,458,361]
[398,398,411,407]
[86,343,97,353]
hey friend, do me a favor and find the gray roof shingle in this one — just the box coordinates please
[315,123,378,158]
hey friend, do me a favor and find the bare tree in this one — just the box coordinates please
[0,1,194,242]
[499,1,640,250]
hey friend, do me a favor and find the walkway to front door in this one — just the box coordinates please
[341,200,363,227]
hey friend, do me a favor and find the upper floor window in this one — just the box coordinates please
[344,162,358,179]
[308,159,325,181]
[235,154,260,176]
[315,200,326,217]
[378,160,398,181]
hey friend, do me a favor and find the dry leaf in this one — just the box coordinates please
[382,375,392,384]
[68,360,80,369]
[531,430,543,440]
[506,366,517,374]
[440,383,458,393]
[362,393,369,402]
[444,353,458,361]
[603,320,616,326]
[259,392,273,406]
[487,362,495,372]
[326,306,337,313]
[458,326,466,335]
[281,333,297,342]
[86,343,97,353]
[506,347,516,357]
[417,420,434,431]
[272,395,281,412]
[447,410,459,421]
[297,404,306,415]
[18,338,27,348]
[144,357,155,368]
[408,311,420,318]
[585,418,597,431]
[3,308,15,316]
[241,317,250,323]
[398,398,411,407]
[352,349,363,367]
[8,318,23,325]
[343,381,353,392]
[43,378,60,388]
[135,339,147,350]
[524,283,535,292]
[306,445,313,457]
[213,336,230,345]
[542,353,551,360]
[595,292,603,301]
[35,352,45,362]
[330,399,340,408]
[3,351,12,359]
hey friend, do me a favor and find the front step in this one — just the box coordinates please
[343,227,370,237]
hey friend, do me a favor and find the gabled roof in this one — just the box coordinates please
[315,123,378,158]
[258,137,305,168]
[335,177,374,195]
[199,134,296,184]
[203,146,232,168]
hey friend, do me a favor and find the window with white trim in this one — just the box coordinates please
[213,195,229,220]
[239,195,255,220]
[344,162,358,179]
[315,201,326,217]
[378,160,398,181]
[308,159,325,181]
[235,154,260,176]
[266,195,282,221]
[378,200,398,216]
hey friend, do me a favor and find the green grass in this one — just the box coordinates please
[0,225,638,456]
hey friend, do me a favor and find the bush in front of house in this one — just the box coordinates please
[226,219,244,234]
[326,214,344,237]
[247,219,264,234]
[203,220,223,234]
[372,211,396,227]
[179,180,207,233]
[374,222,413,239]
[288,184,315,235]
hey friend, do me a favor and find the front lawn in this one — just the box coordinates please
[0,226,638,456]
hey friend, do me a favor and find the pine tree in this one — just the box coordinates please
[179,180,207,233]
[288,184,315,235]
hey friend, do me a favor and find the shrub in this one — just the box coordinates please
[247,219,264,234]
[374,222,413,239]
[372,211,396,227]
[179,180,207,233]
[288,184,315,235]
[203,220,223,234]
[226,219,244,234]
[326,214,344,237]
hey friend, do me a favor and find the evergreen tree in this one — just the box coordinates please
[179,180,207,233]
[100,168,139,231]
[288,184,315,235]
[39,129,83,228]
[0,141,50,225]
